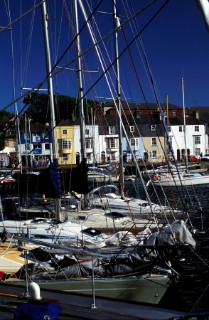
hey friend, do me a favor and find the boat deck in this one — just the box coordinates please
[0,283,207,320]
[66,207,162,233]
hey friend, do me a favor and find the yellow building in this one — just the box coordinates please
[56,120,75,165]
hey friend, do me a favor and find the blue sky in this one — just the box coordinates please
[1,0,209,116]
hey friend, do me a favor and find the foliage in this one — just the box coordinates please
[0,110,12,125]
[21,93,96,124]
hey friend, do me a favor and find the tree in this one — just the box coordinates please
[21,93,96,124]
[0,110,12,126]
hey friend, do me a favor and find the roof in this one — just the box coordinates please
[169,116,205,126]
[57,119,74,126]
[104,101,181,110]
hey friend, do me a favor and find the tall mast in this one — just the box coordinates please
[73,0,89,210]
[165,94,169,161]
[113,0,124,198]
[182,77,188,170]
[73,0,86,160]
[41,0,61,221]
[195,0,209,33]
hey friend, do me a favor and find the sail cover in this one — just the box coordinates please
[13,159,62,198]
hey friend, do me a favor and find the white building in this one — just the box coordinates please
[168,117,206,160]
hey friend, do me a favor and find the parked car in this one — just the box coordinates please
[201,154,209,161]
[188,155,199,162]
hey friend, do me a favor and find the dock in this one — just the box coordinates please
[0,283,199,320]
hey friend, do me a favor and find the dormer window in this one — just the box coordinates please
[130,126,135,133]
[109,126,116,134]
[32,133,41,142]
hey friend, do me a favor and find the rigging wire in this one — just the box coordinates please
[120,0,193,211]
[0,1,44,34]
[77,0,175,226]
[1,0,188,218]
[121,0,195,210]
[1,0,169,114]
[87,2,178,215]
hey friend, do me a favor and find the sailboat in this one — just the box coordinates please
[0,0,201,310]
[2,243,172,306]
[1,217,197,306]
[0,1,110,252]
[88,184,183,218]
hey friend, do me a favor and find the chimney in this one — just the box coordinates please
[193,110,199,119]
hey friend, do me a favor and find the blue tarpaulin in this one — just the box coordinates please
[14,300,61,320]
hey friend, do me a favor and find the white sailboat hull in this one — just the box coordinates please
[0,219,106,249]
[148,172,209,187]
[6,275,171,305]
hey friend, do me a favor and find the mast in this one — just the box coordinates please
[113,0,124,198]
[195,0,209,33]
[77,0,125,200]
[73,0,86,160]
[73,0,89,209]
[165,94,169,161]
[182,77,188,170]
[41,0,62,221]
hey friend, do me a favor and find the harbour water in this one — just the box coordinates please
[125,179,209,312]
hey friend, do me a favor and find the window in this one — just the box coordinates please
[130,126,135,133]
[109,126,116,134]
[85,138,93,149]
[87,154,91,161]
[152,150,157,158]
[107,138,118,148]
[195,126,199,132]
[172,111,176,117]
[25,143,30,151]
[85,129,90,135]
[62,139,72,149]
[62,129,67,135]
[168,126,171,132]
[34,144,41,149]
[179,126,182,132]
[150,125,156,131]
[32,133,41,142]
[151,137,157,146]
[62,154,68,161]
[195,136,201,144]
[130,138,138,147]
[45,143,50,150]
